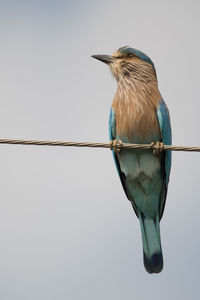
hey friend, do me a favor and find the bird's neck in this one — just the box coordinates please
[115,75,161,107]
[112,59,161,105]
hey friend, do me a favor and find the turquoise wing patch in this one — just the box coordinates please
[109,107,116,140]
[156,99,172,184]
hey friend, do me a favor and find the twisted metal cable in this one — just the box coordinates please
[0,138,200,152]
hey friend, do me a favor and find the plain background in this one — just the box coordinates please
[0,0,200,299]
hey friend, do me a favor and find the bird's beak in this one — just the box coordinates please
[91,54,116,64]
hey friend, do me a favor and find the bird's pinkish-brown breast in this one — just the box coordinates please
[113,84,162,143]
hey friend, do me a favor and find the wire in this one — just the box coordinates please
[0,138,200,153]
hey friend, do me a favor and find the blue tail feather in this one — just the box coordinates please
[138,211,163,273]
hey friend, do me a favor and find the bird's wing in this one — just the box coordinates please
[156,99,172,218]
[109,107,116,141]
[109,108,138,216]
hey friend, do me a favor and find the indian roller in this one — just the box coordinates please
[92,46,172,274]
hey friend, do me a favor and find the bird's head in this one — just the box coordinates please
[92,46,157,83]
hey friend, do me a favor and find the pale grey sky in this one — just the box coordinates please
[0,0,200,299]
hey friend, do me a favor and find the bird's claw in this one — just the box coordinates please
[109,139,123,154]
[150,141,164,156]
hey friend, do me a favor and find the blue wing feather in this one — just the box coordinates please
[156,99,172,184]
[156,99,172,219]
[109,107,116,140]
[109,108,122,177]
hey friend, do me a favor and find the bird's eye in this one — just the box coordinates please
[127,54,134,58]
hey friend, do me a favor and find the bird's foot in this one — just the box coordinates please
[109,139,123,154]
[150,141,164,156]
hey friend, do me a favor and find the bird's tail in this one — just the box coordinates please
[138,211,163,274]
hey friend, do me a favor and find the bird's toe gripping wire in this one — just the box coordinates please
[150,141,164,156]
[109,139,123,154]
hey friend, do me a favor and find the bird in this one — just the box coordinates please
[92,46,172,274]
